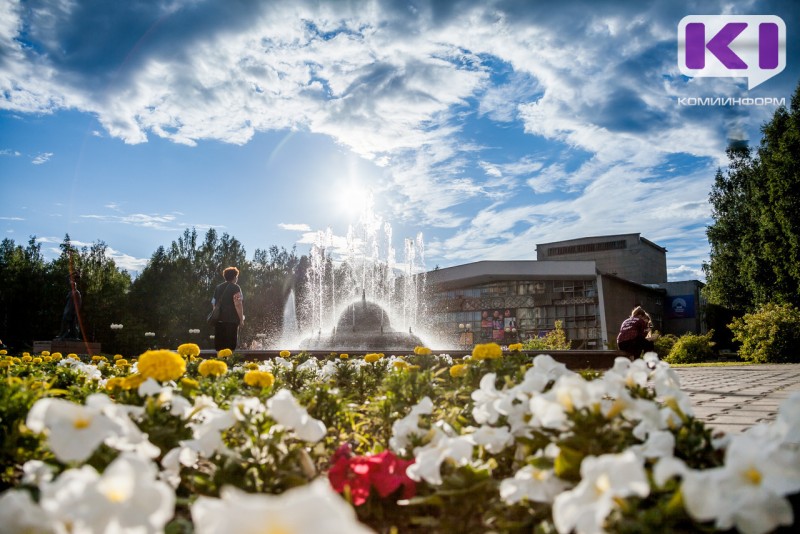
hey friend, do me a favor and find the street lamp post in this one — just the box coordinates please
[458,323,472,351]
[110,323,123,355]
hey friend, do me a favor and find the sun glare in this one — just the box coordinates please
[336,183,373,217]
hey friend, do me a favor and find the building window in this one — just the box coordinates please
[547,240,627,256]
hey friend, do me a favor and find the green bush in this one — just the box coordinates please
[664,331,716,364]
[522,320,571,350]
[729,303,800,363]
[653,333,678,360]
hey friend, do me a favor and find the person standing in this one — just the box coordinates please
[211,266,244,352]
[616,306,655,358]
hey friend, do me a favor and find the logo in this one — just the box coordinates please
[678,15,786,89]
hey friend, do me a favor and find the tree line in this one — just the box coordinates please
[0,229,308,355]
[703,82,800,314]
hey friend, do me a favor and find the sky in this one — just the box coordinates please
[1,0,798,281]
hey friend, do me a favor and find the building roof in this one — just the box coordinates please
[535,233,668,256]
[426,260,598,289]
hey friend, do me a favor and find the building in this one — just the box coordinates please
[537,233,668,284]
[425,234,704,349]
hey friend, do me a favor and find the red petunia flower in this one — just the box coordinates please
[328,445,416,506]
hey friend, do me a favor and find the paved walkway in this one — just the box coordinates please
[672,364,800,435]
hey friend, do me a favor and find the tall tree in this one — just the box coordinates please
[704,82,800,310]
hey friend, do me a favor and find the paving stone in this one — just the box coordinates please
[668,364,800,432]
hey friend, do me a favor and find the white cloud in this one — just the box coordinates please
[31,152,53,165]
[80,213,182,231]
[279,223,312,232]
[0,0,794,274]
[0,148,21,157]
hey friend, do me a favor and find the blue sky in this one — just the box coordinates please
[1,0,798,280]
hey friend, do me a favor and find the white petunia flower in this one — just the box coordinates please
[552,451,649,534]
[229,395,266,420]
[160,445,199,488]
[771,391,800,445]
[181,406,237,457]
[653,456,687,487]
[467,424,514,454]
[406,423,473,486]
[21,459,55,486]
[266,389,327,443]
[26,395,120,463]
[0,489,57,533]
[100,400,161,459]
[138,377,163,397]
[682,432,800,534]
[529,374,605,430]
[471,373,505,425]
[602,357,650,396]
[295,358,319,374]
[389,396,433,454]
[530,354,574,382]
[40,453,175,534]
[628,430,676,460]
[191,479,373,534]
[499,465,570,505]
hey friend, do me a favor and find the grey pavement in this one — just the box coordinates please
[672,364,800,435]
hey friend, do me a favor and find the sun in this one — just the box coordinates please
[335,183,373,218]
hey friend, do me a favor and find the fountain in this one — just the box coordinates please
[279,191,430,351]
[299,290,424,351]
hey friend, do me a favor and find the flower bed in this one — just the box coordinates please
[0,346,798,533]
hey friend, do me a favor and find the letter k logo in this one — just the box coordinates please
[678,15,786,89]
[685,22,748,69]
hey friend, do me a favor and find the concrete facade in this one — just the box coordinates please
[657,280,707,336]
[537,233,668,285]
[423,234,712,349]
[425,260,665,349]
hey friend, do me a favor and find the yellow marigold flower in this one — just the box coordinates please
[198,359,228,377]
[177,343,201,358]
[115,359,130,367]
[508,343,524,352]
[51,352,62,359]
[244,370,275,388]
[6,376,22,385]
[449,364,469,378]
[413,346,432,356]
[91,355,103,362]
[122,373,146,390]
[0,360,12,368]
[12,357,21,364]
[217,348,233,358]
[407,364,421,371]
[40,351,50,357]
[339,353,349,359]
[105,377,125,391]
[279,350,291,358]
[245,362,259,370]
[472,343,503,360]
[393,359,410,370]
[180,377,200,390]
[67,353,79,360]
[22,352,31,358]
[22,355,32,362]
[43,356,52,363]
[137,350,187,382]
[32,357,43,364]
[0,349,7,355]
[364,353,383,363]
[113,354,124,360]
